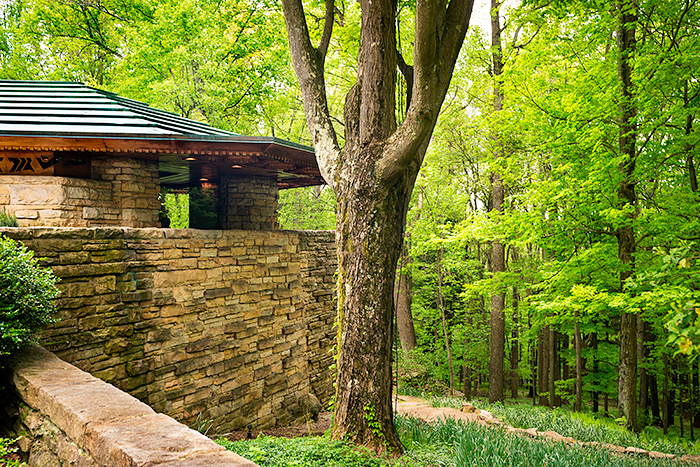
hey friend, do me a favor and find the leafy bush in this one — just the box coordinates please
[0,235,59,356]
[0,210,18,227]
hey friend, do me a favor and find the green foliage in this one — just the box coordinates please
[0,210,18,227]
[217,435,392,467]
[278,186,335,231]
[188,188,217,229]
[0,438,24,467]
[0,235,59,356]
[161,191,189,229]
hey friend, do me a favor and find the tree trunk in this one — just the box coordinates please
[615,0,639,433]
[510,285,520,399]
[549,327,556,408]
[574,310,583,412]
[395,239,417,353]
[690,361,694,440]
[538,327,549,406]
[650,374,660,425]
[281,0,475,453]
[437,244,455,395]
[638,316,648,417]
[488,0,506,404]
[663,353,670,434]
[592,332,599,413]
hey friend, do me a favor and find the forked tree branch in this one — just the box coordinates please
[378,0,475,182]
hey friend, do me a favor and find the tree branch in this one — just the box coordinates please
[281,0,341,187]
[378,0,475,182]
[318,0,335,62]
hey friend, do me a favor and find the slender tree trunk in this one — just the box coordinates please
[681,362,686,438]
[488,0,506,404]
[638,315,648,422]
[437,244,455,395]
[663,354,670,434]
[538,328,549,406]
[574,310,583,412]
[395,239,417,353]
[690,361,694,440]
[549,328,556,408]
[650,374,660,425]
[615,0,639,433]
[592,332,599,413]
[510,283,520,399]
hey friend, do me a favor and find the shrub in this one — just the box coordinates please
[0,210,18,227]
[0,235,59,356]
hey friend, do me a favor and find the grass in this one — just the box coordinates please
[218,415,681,467]
[471,400,700,457]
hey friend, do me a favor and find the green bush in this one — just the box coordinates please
[0,210,18,227]
[0,235,59,356]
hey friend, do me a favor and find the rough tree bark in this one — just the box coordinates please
[616,0,639,433]
[395,240,417,353]
[488,0,506,404]
[281,0,475,453]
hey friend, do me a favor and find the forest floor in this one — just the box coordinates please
[224,395,700,463]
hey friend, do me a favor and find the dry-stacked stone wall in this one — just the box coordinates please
[0,227,336,433]
[298,231,337,405]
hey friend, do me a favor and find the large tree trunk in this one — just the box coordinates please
[616,0,639,433]
[281,0,475,453]
[488,0,506,404]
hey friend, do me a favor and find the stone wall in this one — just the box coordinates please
[0,157,160,228]
[0,227,336,434]
[3,345,258,467]
[298,231,337,405]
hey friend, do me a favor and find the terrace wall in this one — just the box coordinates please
[0,227,336,433]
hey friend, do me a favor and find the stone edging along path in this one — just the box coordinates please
[395,395,700,464]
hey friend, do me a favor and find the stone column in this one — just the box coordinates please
[92,157,161,228]
[218,175,279,230]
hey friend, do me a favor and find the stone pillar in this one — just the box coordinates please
[92,157,161,228]
[219,175,279,230]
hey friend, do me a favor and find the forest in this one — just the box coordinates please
[1,0,699,445]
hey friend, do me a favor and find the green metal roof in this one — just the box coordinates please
[0,80,239,137]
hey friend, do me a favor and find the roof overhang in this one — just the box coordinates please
[0,134,325,189]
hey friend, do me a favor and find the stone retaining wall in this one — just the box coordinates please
[4,345,258,467]
[0,227,336,434]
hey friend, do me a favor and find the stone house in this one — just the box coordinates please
[0,80,324,229]
[0,81,337,436]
